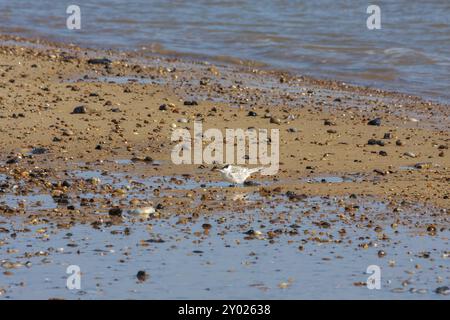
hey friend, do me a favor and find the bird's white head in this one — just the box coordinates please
[218,164,231,173]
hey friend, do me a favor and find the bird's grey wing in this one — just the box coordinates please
[247,167,263,175]
[229,166,243,174]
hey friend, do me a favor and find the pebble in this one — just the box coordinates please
[87,177,101,185]
[128,207,155,218]
[414,162,432,169]
[367,118,381,126]
[404,152,416,158]
[396,140,405,146]
[378,250,386,258]
[383,132,393,139]
[136,270,149,282]
[368,139,385,146]
[6,156,21,164]
[435,286,450,295]
[72,106,88,114]
[247,111,258,117]
[87,58,112,65]
[32,147,48,155]
[202,223,212,230]
[62,129,74,136]
[270,117,281,125]
[109,208,123,217]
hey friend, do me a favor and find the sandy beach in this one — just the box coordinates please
[0,35,449,299]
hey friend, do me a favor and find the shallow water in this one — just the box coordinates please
[0,167,449,299]
[1,197,449,299]
[1,0,449,103]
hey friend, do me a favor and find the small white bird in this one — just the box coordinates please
[217,164,263,184]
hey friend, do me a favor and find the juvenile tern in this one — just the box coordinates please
[217,165,263,185]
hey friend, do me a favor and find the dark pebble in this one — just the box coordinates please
[286,191,307,201]
[378,250,386,258]
[87,58,112,65]
[62,180,71,187]
[368,139,385,146]
[109,208,123,217]
[32,147,48,155]
[72,106,87,114]
[435,286,450,295]
[368,118,381,126]
[6,157,20,164]
[53,194,69,205]
[136,270,149,282]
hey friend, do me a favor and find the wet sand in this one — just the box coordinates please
[0,35,449,299]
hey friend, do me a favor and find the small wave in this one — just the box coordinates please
[383,47,435,65]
